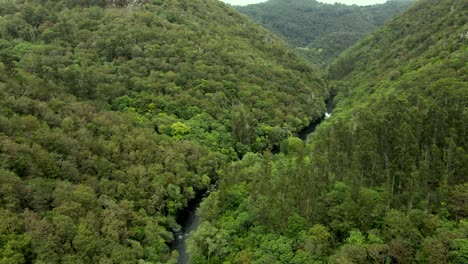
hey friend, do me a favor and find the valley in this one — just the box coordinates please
[236,0,416,65]
[0,0,466,264]
[175,97,334,263]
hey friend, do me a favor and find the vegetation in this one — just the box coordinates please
[0,0,327,263]
[1,0,466,263]
[190,0,468,263]
[236,0,415,65]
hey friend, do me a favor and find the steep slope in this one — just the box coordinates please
[237,0,415,65]
[0,0,327,263]
[190,0,468,263]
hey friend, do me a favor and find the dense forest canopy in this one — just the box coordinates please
[236,0,416,65]
[189,0,468,263]
[0,0,328,263]
[0,0,466,263]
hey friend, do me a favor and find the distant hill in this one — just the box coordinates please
[236,0,415,64]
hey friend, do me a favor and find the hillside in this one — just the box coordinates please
[190,0,468,263]
[236,0,415,65]
[0,0,327,263]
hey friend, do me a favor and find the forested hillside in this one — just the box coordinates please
[0,0,327,263]
[236,0,415,65]
[190,0,468,263]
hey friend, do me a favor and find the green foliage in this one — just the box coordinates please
[0,209,31,264]
[170,121,191,140]
[1,0,466,263]
[449,239,468,264]
[0,0,328,262]
[345,230,366,245]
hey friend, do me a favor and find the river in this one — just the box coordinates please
[172,188,213,264]
[173,204,200,263]
[172,100,334,263]
[299,100,333,140]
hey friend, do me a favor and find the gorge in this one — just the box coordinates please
[174,98,335,263]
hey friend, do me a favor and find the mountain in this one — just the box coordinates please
[190,0,468,262]
[236,0,416,65]
[0,0,327,263]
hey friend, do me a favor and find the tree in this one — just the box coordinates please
[450,183,468,220]
[231,103,257,145]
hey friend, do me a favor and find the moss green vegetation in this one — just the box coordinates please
[0,0,327,263]
[236,0,415,65]
[190,0,468,263]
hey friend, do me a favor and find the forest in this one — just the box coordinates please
[236,0,415,65]
[0,0,467,263]
[0,0,327,263]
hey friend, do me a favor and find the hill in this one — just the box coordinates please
[236,0,415,65]
[0,0,327,263]
[190,0,468,262]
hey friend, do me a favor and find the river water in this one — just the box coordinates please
[299,100,333,140]
[298,111,331,140]
[173,202,200,263]
[172,188,213,264]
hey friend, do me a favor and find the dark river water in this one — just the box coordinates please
[172,188,212,264]
[299,100,333,140]
[173,203,200,263]
[298,111,331,140]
